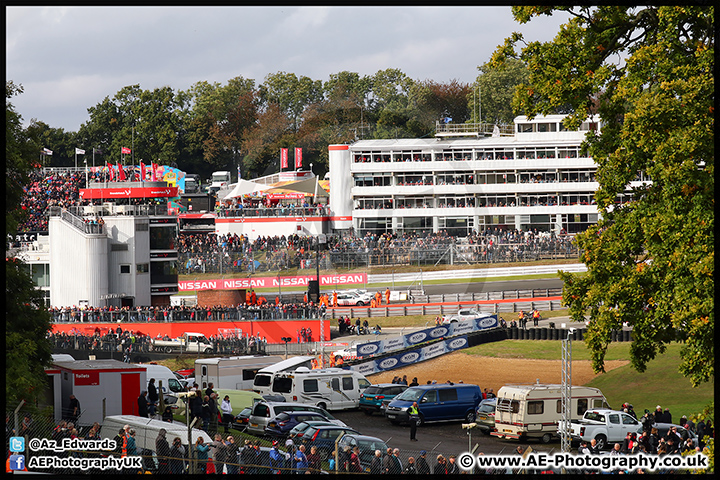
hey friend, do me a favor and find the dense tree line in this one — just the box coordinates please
[17,64,533,182]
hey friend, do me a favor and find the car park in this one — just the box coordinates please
[246,401,346,435]
[359,384,408,416]
[337,434,390,473]
[297,425,361,456]
[265,411,340,437]
[475,398,497,433]
[288,420,338,440]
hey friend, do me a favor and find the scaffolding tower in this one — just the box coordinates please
[560,330,573,452]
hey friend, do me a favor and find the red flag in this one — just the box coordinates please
[107,162,114,181]
[121,147,131,155]
[295,147,302,169]
[118,163,127,181]
[151,163,157,182]
[281,148,288,169]
[140,162,146,181]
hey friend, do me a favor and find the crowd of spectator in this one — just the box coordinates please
[17,170,86,232]
[47,327,268,357]
[48,302,326,324]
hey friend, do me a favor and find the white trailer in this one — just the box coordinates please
[491,383,609,443]
[195,355,284,391]
[269,367,372,411]
[252,356,316,395]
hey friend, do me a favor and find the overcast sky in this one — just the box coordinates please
[6,6,571,132]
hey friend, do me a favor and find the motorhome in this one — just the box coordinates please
[195,355,283,390]
[491,383,609,443]
[269,367,371,411]
[252,356,316,395]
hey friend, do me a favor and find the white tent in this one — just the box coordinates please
[222,179,268,200]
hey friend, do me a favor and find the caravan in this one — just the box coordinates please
[491,383,609,443]
[195,355,283,390]
[269,367,371,411]
[252,356,316,395]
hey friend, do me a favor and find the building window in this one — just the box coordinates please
[136,263,149,274]
[150,225,176,250]
[528,400,544,415]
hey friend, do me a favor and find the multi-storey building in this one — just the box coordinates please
[328,114,632,236]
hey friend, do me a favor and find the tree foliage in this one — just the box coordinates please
[494,6,714,386]
[6,82,53,407]
[470,58,529,124]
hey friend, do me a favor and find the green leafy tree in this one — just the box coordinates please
[409,79,471,135]
[494,6,713,386]
[6,81,53,407]
[470,58,529,124]
[259,72,323,132]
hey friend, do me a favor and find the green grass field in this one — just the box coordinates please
[466,340,714,419]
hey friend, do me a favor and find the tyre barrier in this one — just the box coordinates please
[490,327,632,342]
[540,328,548,340]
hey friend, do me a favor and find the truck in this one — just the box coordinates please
[570,409,642,450]
[195,355,284,391]
[184,173,201,194]
[491,383,609,444]
[152,332,214,354]
[207,171,231,194]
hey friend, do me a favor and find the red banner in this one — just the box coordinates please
[79,186,179,199]
[295,147,302,169]
[267,193,305,200]
[121,147,131,155]
[74,371,100,386]
[179,273,368,292]
[280,148,288,169]
[117,164,127,181]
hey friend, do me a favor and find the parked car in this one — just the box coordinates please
[336,292,369,306]
[337,434,390,473]
[288,420,337,440]
[232,406,253,431]
[265,411,339,437]
[475,398,497,434]
[359,384,408,416]
[298,425,360,457]
[246,401,346,435]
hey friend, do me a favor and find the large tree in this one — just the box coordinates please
[6,81,54,408]
[470,58,529,125]
[493,6,713,386]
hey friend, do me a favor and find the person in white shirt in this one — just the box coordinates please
[220,395,233,433]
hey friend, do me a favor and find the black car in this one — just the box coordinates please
[232,406,253,431]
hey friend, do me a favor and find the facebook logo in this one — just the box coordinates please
[9,455,25,471]
[10,436,25,452]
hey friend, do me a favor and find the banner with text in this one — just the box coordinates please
[179,273,368,291]
[355,315,498,358]
[350,336,471,376]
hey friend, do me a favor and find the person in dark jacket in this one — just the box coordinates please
[404,456,418,474]
[169,437,186,474]
[137,391,149,418]
[155,428,170,474]
[162,406,174,423]
[147,379,159,416]
[370,450,383,475]
[416,450,431,475]
[434,454,447,475]
[201,395,211,432]
[447,455,460,474]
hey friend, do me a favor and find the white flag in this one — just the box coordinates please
[42,148,53,155]
[75,148,86,155]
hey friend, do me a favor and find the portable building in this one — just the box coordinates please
[195,355,283,390]
[53,359,147,427]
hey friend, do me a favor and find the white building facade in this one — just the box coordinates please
[328,115,620,237]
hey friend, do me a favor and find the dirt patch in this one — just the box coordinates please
[368,351,628,392]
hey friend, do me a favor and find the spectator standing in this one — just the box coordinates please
[293,444,308,473]
[370,450,383,475]
[306,445,321,473]
[195,437,209,474]
[147,379,159,416]
[137,391,149,418]
[447,455,460,474]
[416,450,431,475]
[225,436,239,475]
[169,437,186,474]
[434,455,447,474]
[155,428,170,475]
[67,394,81,423]
[208,393,219,433]
[404,456,417,474]
[220,395,232,433]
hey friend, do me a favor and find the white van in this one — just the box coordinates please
[100,414,211,452]
[252,356,316,395]
[138,363,186,406]
[196,355,283,390]
[269,367,371,411]
[491,383,609,443]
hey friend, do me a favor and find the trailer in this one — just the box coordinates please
[195,355,284,390]
[491,383,609,443]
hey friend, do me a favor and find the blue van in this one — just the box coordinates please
[384,383,481,425]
